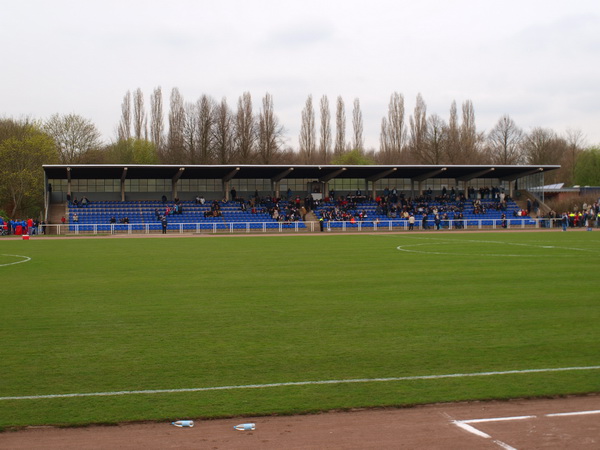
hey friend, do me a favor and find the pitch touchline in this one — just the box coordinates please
[1,365,599,401]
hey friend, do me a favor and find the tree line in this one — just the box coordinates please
[1,88,599,217]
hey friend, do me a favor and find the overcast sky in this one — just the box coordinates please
[2,0,599,150]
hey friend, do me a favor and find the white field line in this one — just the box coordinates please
[493,440,518,450]
[453,421,491,438]
[453,415,534,450]
[0,254,31,267]
[453,409,600,449]
[462,415,536,424]
[545,409,600,417]
[1,365,599,402]
[395,236,600,258]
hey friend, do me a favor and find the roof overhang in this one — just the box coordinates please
[43,164,561,182]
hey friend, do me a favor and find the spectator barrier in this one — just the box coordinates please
[40,218,564,236]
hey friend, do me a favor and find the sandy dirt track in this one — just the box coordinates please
[1,395,598,449]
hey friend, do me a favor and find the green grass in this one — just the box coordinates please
[1,232,599,427]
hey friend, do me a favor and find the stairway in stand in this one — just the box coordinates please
[47,203,67,234]
[304,211,318,231]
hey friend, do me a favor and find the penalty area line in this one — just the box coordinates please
[1,365,600,401]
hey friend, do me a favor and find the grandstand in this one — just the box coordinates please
[313,197,531,229]
[67,199,305,233]
[64,196,536,235]
[43,163,558,234]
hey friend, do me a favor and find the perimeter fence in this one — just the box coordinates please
[31,218,568,236]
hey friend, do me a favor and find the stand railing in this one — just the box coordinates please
[21,218,571,236]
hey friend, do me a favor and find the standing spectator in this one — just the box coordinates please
[561,212,569,231]
[161,215,168,234]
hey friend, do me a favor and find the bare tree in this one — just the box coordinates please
[234,92,256,164]
[319,95,332,163]
[257,93,284,164]
[459,100,485,163]
[197,95,215,163]
[523,127,568,184]
[444,100,460,163]
[334,96,346,157]
[563,128,586,184]
[133,88,146,140]
[212,97,235,164]
[117,90,132,142]
[522,127,566,165]
[183,101,200,164]
[385,92,406,161]
[408,93,428,164]
[43,113,102,163]
[487,115,524,164]
[379,117,389,161]
[352,98,363,151]
[421,114,446,164]
[299,95,316,163]
[150,86,164,153]
[165,87,186,163]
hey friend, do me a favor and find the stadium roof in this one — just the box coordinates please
[44,164,560,183]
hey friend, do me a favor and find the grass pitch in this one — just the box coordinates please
[1,231,599,427]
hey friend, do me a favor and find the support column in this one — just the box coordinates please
[171,180,177,201]
[66,167,72,202]
[223,180,229,201]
